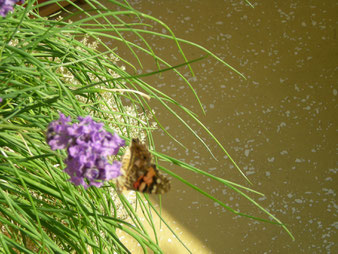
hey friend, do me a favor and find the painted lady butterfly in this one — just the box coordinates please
[118,138,170,194]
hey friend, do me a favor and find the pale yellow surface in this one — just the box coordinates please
[117,197,212,254]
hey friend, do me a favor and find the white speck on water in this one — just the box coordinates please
[317,221,323,229]
[295,158,304,163]
[287,193,293,198]
[209,167,216,172]
[210,104,215,109]
[332,222,338,229]
[258,196,267,201]
[328,168,337,173]
[277,122,286,132]
[280,77,286,83]
[295,199,303,204]
[294,84,300,91]
[280,150,288,155]
[322,188,336,196]
[333,89,337,96]
[266,171,271,177]
[268,157,275,162]
[246,170,255,176]
[223,33,232,39]
[244,149,250,157]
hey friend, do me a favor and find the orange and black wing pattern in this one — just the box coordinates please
[119,138,170,194]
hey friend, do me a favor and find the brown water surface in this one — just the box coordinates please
[70,0,337,253]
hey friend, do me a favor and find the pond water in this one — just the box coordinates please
[69,0,337,253]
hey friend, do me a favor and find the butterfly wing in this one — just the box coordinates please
[119,138,170,194]
[132,164,170,194]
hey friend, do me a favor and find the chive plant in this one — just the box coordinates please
[0,0,293,253]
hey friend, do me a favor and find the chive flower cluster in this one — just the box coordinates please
[0,0,22,17]
[47,113,125,189]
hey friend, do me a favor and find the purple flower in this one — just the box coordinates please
[0,0,22,17]
[47,113,125,189]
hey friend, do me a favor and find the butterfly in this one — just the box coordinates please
[118,138,170,194]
